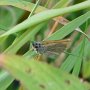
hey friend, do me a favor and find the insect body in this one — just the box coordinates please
[32,39,70,55]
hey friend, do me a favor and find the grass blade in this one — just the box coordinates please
[0,54,88,90]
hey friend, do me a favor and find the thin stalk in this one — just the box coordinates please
[28,0,40,18]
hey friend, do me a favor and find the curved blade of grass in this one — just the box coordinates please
[46,11,90,40]
[4,22,47,54]
[53,0,73,8]
[72,57,82,76]
[0,23,46,89]
[60,47,80,72]
[24,50,36,59]
[82,60,90,79]
[0,70,14,90]
[72,39,86,76]
[0,0,46,13]
[0,54,88,90]
[0,22,47,90]
[0,1,90,37]
[60,38,89,74]
[81,39,90,78]
[0,0,89,39]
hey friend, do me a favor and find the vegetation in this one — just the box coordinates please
[0,0,90,90]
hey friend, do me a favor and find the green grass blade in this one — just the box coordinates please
[0,1,90,37]
[72,39,86,76]
[53,0,73,8]
[46,11,90,40]
[82,60,90,79]
[81,39,90,78]
[60,40,83,72]
[0,70,14,90]
[28,0,40,17]
[60,38,90,73]
[0,54,88,90]
[4,22,46,54]
[0,0,46,13]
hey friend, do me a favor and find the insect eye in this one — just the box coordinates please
[38,43,41,47]
[35,43,38,45]
[35,43,39,47]
[32,42,41,48]
[35,43,39,48]
[32,42,37,47]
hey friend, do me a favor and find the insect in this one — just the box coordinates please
[32,39,71,56]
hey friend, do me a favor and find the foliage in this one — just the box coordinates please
[0,0,90,90]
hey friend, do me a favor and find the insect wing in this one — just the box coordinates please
[42,39,70,45]
[42,40,70,55]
